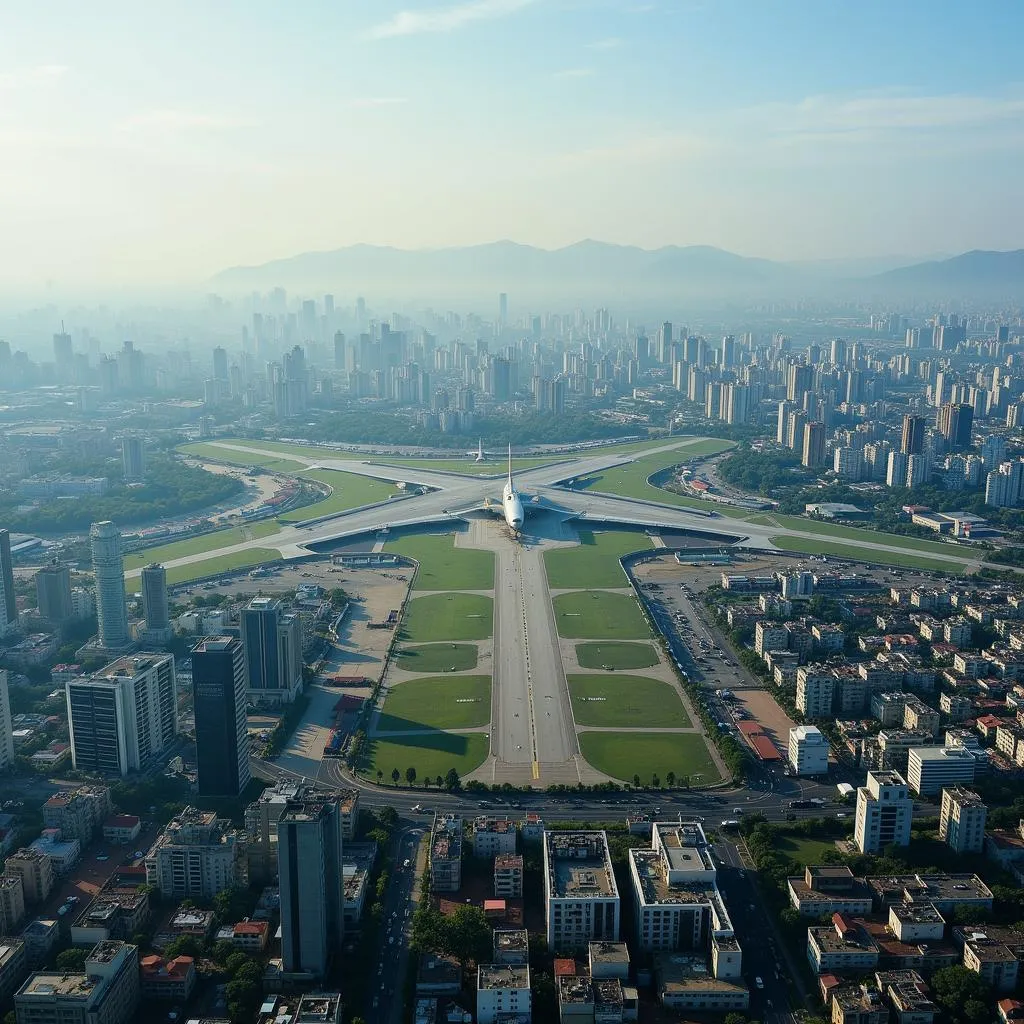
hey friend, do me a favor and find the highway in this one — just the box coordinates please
[127,436,990,584]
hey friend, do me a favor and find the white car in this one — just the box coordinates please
[755,977,764,989]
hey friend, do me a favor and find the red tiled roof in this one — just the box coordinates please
[554,959,576,977]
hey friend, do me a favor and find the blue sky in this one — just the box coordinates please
[1,0,1022,291]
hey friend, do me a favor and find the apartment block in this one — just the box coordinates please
[831,983,888,1024]
[854,771,913,854]
[144,807,247,900]
[41,788,112,844]
[808,915,879,974]
[939,788,987,854]
[903,699,940,737]
[3,851,55,906]
[430,814,463,894]
[797,666,835,718]
[472,817,516,858]
[788,725,830,776]
[787,866,874,919]
[907,746,976,796]
[543,831,620,950]
[476,965,531,1024]
[0,877,26,934]
[494,855,523,899]
[957,927,1024,993]
[0,939,28,1003]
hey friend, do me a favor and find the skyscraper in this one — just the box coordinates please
[191,636,251,798]
[36,560,74,625]
[242,597,303,704]
[900,415,927,456]
[498,292,508,324]
[90,521,130,650]
[0,670,14,771]
[0,529,16,637]
[801,422,827,469]
[278,796,345,977]
[121,436,146,482]
[212,346,228,382]
[140,564,171,643]
[66,653,178,776]
[937,402,974,449]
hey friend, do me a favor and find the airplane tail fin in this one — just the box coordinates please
[508,443,513,487]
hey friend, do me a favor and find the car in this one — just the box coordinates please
[755,977,764,989]
[403,859,411,869]
[133,851,143,858]
[95,853,108,861]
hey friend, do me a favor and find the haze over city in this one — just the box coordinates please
[3,0,1024,298]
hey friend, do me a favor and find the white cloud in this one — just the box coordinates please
[552,68,593,79]
[585,37,622,50]
[363,0,538,39]
[348,97,410,109]
[0,64,68,89]
[118,110,256,132]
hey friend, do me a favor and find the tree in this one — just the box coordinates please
[633,774,641,789]
[55,948,90,972]
[443,905,492,967]
[724,1015,748,1024]
[931,966,991,1024]
[436,774,444,789]
[378,805,399,828]
[424,776,432,788]
[213,939,236,966]
[406,767,417,786]
[391,768,401,785]
[651,773,660,789]
[376,770,384,786]
[666,771,676,788]
[445,768,460,791]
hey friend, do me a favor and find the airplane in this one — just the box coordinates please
[502,443,524,534]
[466,439,495,462]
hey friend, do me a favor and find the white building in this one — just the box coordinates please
[939,787,987,854]
[472,818,517,858]
[0,671,14,771]
[788,726,830,777]
[144,807,247,900]
[906,746,976,796]
[796,666,834,718]
[66,654,178,776]
[477,965,531,1024]
[854,770,913,854]
[543,832,620,950]
[89,522,130,651]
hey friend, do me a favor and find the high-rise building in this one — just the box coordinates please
[938,787,987,854]
[120,436,146,482]
[212,346,228,382]
[333,331,346,369]
[90,522,130,650]
[140,564,171,643]
[886,452,909,488]
[0,670,14,771]
[833,446,863,481]
[0,529,17,637]
[937,402,974,449]
[723,383,750,425]
[905,453,928,489]
[145,807,247,900]
[786,363,813,402]
[35,561,73,625]
[191,637,251,798]
[854,770,913,854]
[278,797,345,977]
[900,415,927,456]
[498,293,508,324]
[241,597,303,704]
[66,654,178,776]
[801,422,827,469]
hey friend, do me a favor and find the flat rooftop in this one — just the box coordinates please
[631,849,712,907]
[810,926,877,955]
[890,902,944,924]
[294,994,342,1023]
[655,954,749,994]
[478,965,530,990]
[589,941,630,965]
[546,832,617,900]
[867,873,993,904]
[20,973,97,999]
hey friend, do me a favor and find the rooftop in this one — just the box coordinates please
[20,973,97,999]
[943,786,985,807]
[809,924,877,955]
[589,941,630,965]
[890,902,945,925]
[866,872,993,905]
[545,832,617,900]
[631,849,713,907]
[494,929,528,953]
[294,993,343,1023]
[478,965,530,990]
[654,953,750,994]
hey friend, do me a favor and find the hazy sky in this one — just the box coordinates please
[2,0,1023,292]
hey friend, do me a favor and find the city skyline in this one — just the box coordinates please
[2,1,1024,295]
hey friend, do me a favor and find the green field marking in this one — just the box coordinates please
[575,642,660,670]
[768,535,973,573]
[180,443,308,472]
[395,643,479,673]
[568,674,691,728]
[385,533,495,590]
[401,593,494,642]
[552,591,652,639]
[378,675,491,732]
[774,833,841,864]
[124,523,281,571]
[544,530,652,589]
[278,468,400,522]
[361,732,490,782]
[578,731,720,784]
[143,548,282,587]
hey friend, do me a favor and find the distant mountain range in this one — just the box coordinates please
[211,241,1024,307]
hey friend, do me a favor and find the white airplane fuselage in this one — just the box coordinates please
[502,479,524,532]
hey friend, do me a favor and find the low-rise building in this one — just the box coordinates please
[789,725,830,776]
[493,929,529,966]
[888,903,945,944]
[429,814,462,894]
[69,883,149,946]
[416,955,462,997]
[0,939,29,1004]
[866,873,993,916]
[808,915,880,975]
[831,983,888,1024]
[138,954,196,1001]
[494,854,523,899]
[653,953,749,1013]
[473,818,516,858]
[4,850,54,906]
[543,831,620,950]
[907,746,977,796]
[957,926,1024,992]
[476,964,530,1024]
[18,919,58,968]
[876,970,936,1024]
[229,920,269,952]
[589,941,630,980]
[102,816,141,846]
[787,866,874,919]
[29,831,80,876]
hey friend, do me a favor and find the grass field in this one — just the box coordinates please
[567,674,691,728]
[139,548,282,587]
[378,457,562,476]
[124,523,281,571]
[401,593,494,642]
[769,535,973,573]
[378,675,491,732]
[385,533,495,590]
[395,643,479,673]
[279,468,400,522]
[553,591,652,639]
[544,530,652,589]
[578,732,720,784]
[362,732,490,782]
[575,642,659,670]
[196,439,364,461]
[180,443,308,472]
[775,833,841,864]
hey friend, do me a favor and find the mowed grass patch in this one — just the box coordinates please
[145,548,281,587]
[124,522,280,571]
[774,833,841,864]
[401,593,494,642]
[386,533,495,590]
[575,642,659,670]
[578,732,720,785]
[180,443,308,472]
[768,535,973,574]
[544,531,652,589]
[207,439,365,461]
[362,732,489,783]
[378,457,562,476]
[553,591,652,639]
[279,469,400,522]
[395,643,479,673]
[378,675,491,732]
[568,674,690,728]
